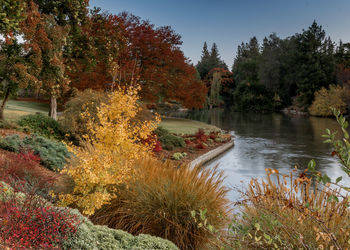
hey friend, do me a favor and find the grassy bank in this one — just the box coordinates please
[4,100,49,122]
[160,117,221,135]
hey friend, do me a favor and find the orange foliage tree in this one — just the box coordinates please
[69,10,207,109]
[21,1,70,120]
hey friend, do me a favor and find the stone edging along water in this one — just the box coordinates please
[189,139,234,169]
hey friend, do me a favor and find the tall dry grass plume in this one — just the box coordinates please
[91,157,231,250]
[237,168,350,249]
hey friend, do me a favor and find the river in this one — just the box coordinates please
[180,109,348,201]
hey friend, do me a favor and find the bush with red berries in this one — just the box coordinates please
[0,182,80,249]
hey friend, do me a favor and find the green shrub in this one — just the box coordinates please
[0,134,70,171]
[59,89,109,139]
[17,113,66,140]
[309,85,347,117]
[91,157,230,250]
[155,127,185,150]
[172,152,187,160]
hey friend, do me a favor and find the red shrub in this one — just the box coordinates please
[0,183,80,249]
[195,142,207,150]
[195,129,208,143]
[154,140,163,152]
[0,150,58,195]
[209,132,217,140]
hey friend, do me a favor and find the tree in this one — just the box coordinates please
[0,40,35,119]
[258,33,282,93]
[0,0,28,120]
[232,37,260,84]
[0,0,26,36]
[118,12,206,108]
[196,42,211,79]
[208,72,222,108]
[196,42,227,79]
[59,86,159,215]
[67,8,126,91]
[31,0,89,27]
[21,1,70,120]
[294,21,336,107]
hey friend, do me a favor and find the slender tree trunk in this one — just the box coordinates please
[49,96,57,120]
[0,88,11,120]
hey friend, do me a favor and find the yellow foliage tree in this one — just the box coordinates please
[59,86,160,215]
[309,84,347,117]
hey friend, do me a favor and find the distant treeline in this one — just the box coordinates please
[196,21,350,113]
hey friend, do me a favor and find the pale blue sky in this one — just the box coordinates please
[90,0,350,67]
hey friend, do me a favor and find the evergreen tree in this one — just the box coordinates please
[232,37,260,84]
[196,42,227,79]
[196,42,211,79]
[294,21,336,107]
[209,43,227,70]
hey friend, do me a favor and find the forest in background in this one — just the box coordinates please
[197,21,350,115]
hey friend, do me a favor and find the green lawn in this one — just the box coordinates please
[4,100,50,122]
[160,117,221,135]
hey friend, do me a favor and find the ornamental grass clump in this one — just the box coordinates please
[232,169,350,249]
[91,157,231,250]
[59,86,160,215]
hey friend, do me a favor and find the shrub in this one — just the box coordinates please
[155,127,185,150]
[60,89,109,139]
[195,128,208,143]
[0,182,80,249]
[172,152,187,160]
[0,150,59,200]
[309,84,347,117]
[17,113,66,140]
[91,157,230,250]
[0,134,70,171]
[59,86,159,215]
[227,170,350,249]
[0,181,178,249]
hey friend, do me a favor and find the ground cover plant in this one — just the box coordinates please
[0,134,70,171]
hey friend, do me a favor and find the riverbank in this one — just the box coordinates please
[156,117,233,164]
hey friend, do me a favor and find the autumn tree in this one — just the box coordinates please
[59,86,159,215]
[21,1,70,120]
[68,8,126,91]
[0,40,35,119]
[0,0,31,120]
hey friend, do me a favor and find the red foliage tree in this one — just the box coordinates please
[118,12,207,108]
[69,10,207,109]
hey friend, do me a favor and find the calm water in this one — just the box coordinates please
[182,109,348,201]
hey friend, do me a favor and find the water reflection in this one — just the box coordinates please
[183,109,347,201]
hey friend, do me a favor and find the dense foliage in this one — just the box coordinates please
[0,134,70,171]
[18,113,66,140]
[59,86,159,215]
[60,89,108,140]
[154,127,185,150]
[309,85,347,116]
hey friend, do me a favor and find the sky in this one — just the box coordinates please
[89,0,350,67]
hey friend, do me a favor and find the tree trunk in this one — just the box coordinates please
[0,88,11,120]
[49,96,57,120]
